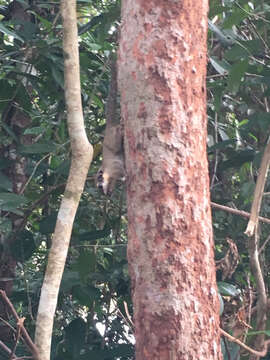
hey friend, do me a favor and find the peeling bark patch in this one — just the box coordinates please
[158,106,172,136]
[127,222,141,259]
[138,0,183,24]
[137,102,147,119]
[153,39,170,60]
[149,67,171,104]
[125,128,136,158]
[143,22,153,33]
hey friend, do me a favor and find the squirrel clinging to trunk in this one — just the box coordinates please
[96,58,125,195]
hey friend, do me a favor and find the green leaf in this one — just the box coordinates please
[218,293,224,315]
[87,43,102,51]
[0,22,24,43]
[11,230,37,262]
[0,159,13,170]
[240,182,255,200]
[221,338,240,360]
[220,149,255,170]
[16,0,29,7]
[247,330,270,337]
[208,140,235,152]
[209,57,231,75]
[218,282,241,297]
[2,123,18,143]
[227,59,248,93]
[64,318,87,357]
[222,9,247,28]
[0,192,28,214]
[80,344,135,360]
[23,126,45,135]
[74,250,96,278]
[0,80,16,109]
[54,160,71,176]
[78,227,111,242]
[72,285,100,306]
[18,143,57,154]
[51,66,64,88]
[31,13,52,30]
[208,20,235,46]
[39,212,57,234]
[0,172,12,192]
[0,218,12,235]
[248,112,270,132]
[0,193,28,206]
[61,271,80,291]
[224,44,249,61]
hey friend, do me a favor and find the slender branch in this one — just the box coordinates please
[34,1,93,359]
[0,340,15,359]
[19,154,50,195]
[74,244,127,247]
[9,176,95,244]
[0,291,39,359]
[259,232,270,254]
[210,113,219,189]
[123,300,134,328]
[211,202,270,225]
[0,316,16,333]
[10,318,23,359]
[249,228,267,360]
[220,328,270,357]
[245,141,270,236]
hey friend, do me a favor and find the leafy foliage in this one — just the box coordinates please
[0,0,132,359]
[209,1,270,358]
[0,0,270,359]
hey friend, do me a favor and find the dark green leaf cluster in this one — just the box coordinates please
[1,0,270,358]
[0,1,132,359]
[209,1,270,358]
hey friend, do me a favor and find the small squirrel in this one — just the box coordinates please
[96,58,125,195]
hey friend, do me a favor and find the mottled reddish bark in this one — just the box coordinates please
[118,0,222,359]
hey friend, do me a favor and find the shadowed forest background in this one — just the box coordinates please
[0,0,270,359]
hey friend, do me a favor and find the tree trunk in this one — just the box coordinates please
[118,1,222,359]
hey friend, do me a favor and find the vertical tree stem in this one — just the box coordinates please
[34,1,93,359]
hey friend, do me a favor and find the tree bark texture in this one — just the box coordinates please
[118,1,222,359]
[34,1,93,359]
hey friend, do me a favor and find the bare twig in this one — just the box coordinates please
[10,318,24,360]
[245,141,270,236]
[0,316,16,333]
[249,228,267,360]
[211,202,270,225]
[259,232,270,254]
[220,328,270,357]
[244,275,253,345]
[0,340,15,359]
[123,301,134,328]
[116,306,134,331]
[19,154,50,195]
[210,113,219,189]
[0,291,39,359]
